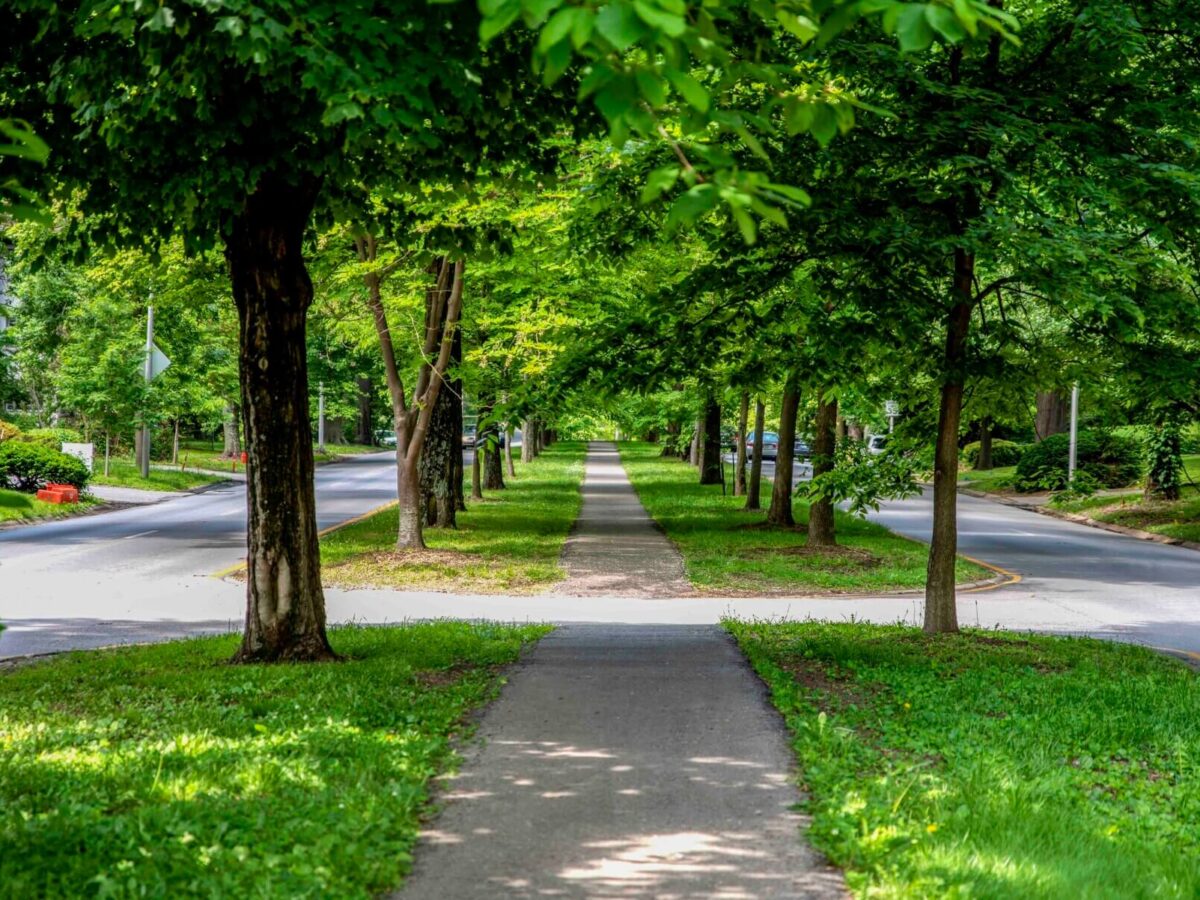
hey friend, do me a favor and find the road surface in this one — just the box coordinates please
[3,448,1199,660]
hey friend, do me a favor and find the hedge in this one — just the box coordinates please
[0,442,91,492]
[17,426,85,449]
[1014,430,1141,492]
[962,439,1024,469]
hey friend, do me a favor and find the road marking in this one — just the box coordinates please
[209,500,398,579]
[123,530,158,540]
[957,553,1023,593]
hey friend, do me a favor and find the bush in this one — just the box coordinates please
[17,426,85,449]
[961,439,1024,469]
[1015,430,1141,492]
[0,442,91,492]
[0,421,21,443]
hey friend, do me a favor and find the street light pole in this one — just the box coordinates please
[139,304,155,479]
[318,380,326,452]
[1068,383,1080,483]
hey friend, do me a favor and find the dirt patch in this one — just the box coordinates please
[342,548,478,568]
[741,544,882,566]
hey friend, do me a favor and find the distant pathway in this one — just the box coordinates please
[559,443,692,597]
[395,624,844,899]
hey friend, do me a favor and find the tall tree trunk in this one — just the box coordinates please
[689,418,700,466]
[104,431,111,477]
[1035,391,1069,441]
[521,418,534,463]
[222,402,240,458]
[766,381,800,527]
[835,415,846,442]
[225,174,333,663]
[419,311,461,528]
[807,392,838,547]
[699,397,723,485]
[172,419,180,465]
[663,420,681,457]
[976,417,993,470]
[355,377,374,445]
[471,442,483,500]
[484,438,505,490]
[925,254,974,635]
[746,399,765,511]
[504,425,516,477]
[734,392,749,496]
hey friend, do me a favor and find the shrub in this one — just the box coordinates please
[0,421,21,443]
[1015,430,1141,492]
[961,439,1024,469]
[18,426,85,449]
[0,442,91,492]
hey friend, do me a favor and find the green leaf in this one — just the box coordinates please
[764,182,812,207]
[595,3,648,50]
[667,70,709,112]
[571,9,596,48]
[784,99,815,136]
[776,10,818,43]
[926,5,966,42]
[635,70,667,108]
[896,4,935,52]
[730,204,757,244]
[322,101,364,125]
[634,0,687,37]
[665,183,719,229]
[142,6,176,32]
[481,0,522,42]
[522,0,561,27]
[640,165,681,203]
[952,0,978,36]
[538,7,578,52]
[810,104,838,146]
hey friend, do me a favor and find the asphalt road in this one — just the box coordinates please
[3,446,1200,660]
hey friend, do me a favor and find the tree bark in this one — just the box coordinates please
[663,420,681,457]
[734,392,749,496]
[976,417,993,470]
[746,399,765,511]
[225,174,333,663]
[419,309,461,528]
[471,441,483,500]
[689,418,701,466]
[925,253,974,635]
[766,381,800,527]
[172,419,180,465]
[1035,391,1069,441]
[699,397,723,485]
[484,438,505,490]
[222,402,240,458]
[504,425,516,477]
[807,392,838,547]
[521,418,534,463]
[835,415,846,442]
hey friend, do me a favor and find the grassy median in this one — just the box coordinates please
[321,441,586,593]
[0,486,99,524]
[0,622,550,898]
[727,620,1200,898]
[619,443,988,594]
[91,458,224,491]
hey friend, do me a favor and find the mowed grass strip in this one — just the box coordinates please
[321,441,586,593]
[618,442,987,594]
[0,622,550,898]
[0,486,99,524]
[1051,454,1200,543]
[91,457,224,491]
[727,621,1200,898]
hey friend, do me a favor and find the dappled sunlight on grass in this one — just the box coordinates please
[320,442,585,593]
[728,620,1200,897]
[619,443,987,594]
[0,622,550,897]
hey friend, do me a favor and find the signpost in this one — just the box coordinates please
[318,381,326,452]
[884,400,899,433]
[1068,384,1080,483]
[137,304,171,478]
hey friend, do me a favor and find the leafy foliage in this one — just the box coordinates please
[0,441,90,491]
[961,439,1023,469]
[1015,431,1141,492]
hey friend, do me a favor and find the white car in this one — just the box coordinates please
[866,434,888,455]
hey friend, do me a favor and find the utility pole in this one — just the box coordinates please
[318,380,326,452]
[139,304,155,479]
[1068,383,1080,483]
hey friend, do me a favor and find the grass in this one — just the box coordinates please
[91,457,224,491]
[958,465,1018,494]
[618,443,988,594]
[0,622,550,898]
[0,486,98,524]
[320,441,586,593]
[177,439,384,476]
[727,620,1200,898]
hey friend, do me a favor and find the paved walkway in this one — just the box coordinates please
[397,444,842,898]
[396,625,843,899]
[560,443,691,597]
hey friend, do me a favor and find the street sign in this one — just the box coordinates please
[150,343,171,380]
[884,400,899,417]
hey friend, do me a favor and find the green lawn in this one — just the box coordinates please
[0,487,98,524]
[0,622,550,898]
[619,443,988,594]
[727,620,1200,898]
[320,441,586,593]
[92,457,224,491]
[177,439,383,476]
[958,465,1018,494]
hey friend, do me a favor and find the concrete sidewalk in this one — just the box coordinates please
[397,443,843,898]
[396,625,843,899]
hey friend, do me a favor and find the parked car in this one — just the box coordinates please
[793,439,812,459]
[463,428,506,450]
[746,431,780,460]
[866,434,888,455]
[374,429,397,448]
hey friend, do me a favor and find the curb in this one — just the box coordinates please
[211,500,399,579]
[1032,505,1200,553]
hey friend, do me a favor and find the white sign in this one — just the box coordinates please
[150,343,171,380]
[884,400,900,417]
[61,442,94,472]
